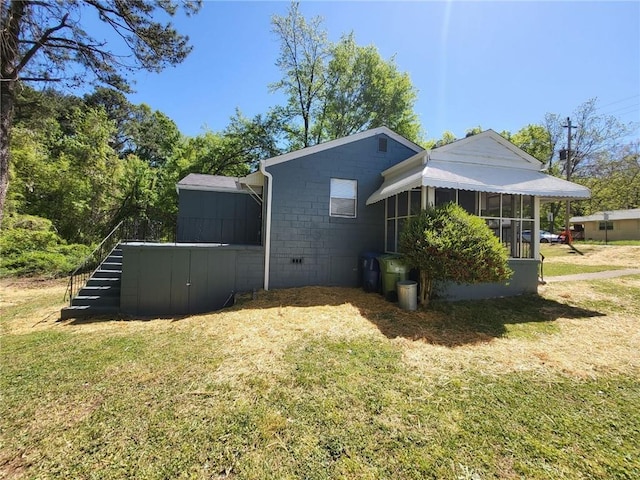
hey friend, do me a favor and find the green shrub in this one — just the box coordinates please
[0,214,91,278]
[399,203,512,306]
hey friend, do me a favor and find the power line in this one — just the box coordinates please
[595,95,640,117]
[597,94,639,111]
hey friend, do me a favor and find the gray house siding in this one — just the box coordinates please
[438,259,540,301]
[267,134,419,288]
[177,190,261,244]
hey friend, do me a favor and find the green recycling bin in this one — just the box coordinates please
[377,254,408,301]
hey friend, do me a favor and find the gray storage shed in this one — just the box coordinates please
[120,243,263,316]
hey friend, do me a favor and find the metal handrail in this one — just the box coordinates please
[64,221,126,304]
[64,218,172,304]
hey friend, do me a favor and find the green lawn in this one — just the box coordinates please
[578,240,640,246]
[2,265,640,479]
[540,244,639,277]
[542,263,625,277]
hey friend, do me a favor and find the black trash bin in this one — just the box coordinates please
[360,252,381,292]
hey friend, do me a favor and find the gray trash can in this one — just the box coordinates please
[397,280,418,311]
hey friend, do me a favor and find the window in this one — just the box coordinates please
[385,187,421,252]
[477,192,534,259]
[598,221,613,231]
[384,188,536,259]
[378,137,388,152]
[330,178,357,218]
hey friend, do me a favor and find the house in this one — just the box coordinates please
[571,208,640,242]
[82,127,591,317]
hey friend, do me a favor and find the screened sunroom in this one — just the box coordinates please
[366,130,591,299]
[383,188,536,259]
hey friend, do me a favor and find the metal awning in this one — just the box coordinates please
[367,160,590,205]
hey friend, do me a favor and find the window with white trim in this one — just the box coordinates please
[330,178,357,218]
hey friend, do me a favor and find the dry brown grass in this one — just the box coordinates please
[2,247,639,388]
[5,287,637,388]
[549,244,640,266]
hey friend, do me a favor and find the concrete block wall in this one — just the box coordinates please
[267,134,419,288]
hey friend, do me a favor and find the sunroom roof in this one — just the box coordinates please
[366,131,591,205]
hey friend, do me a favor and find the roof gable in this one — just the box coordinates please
[571,208,640,222]
[367,129,590,205]
[430,130,543,171]
[263,126,423,167]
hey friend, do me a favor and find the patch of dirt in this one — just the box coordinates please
[0,450,28,480]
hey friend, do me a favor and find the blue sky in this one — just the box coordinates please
[125,1,640,142]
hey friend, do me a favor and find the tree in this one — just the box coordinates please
[579,141,640,213]
[84,87,136,153]
[0,0,201,222]
[271,1,329,148]
[314,33,420,143]
[508,124,554,165]
[542,98,634,233]
[271,2,422,148]
[124,104,182,167]
[545,99,633,179]
[399,203,512,307]
[9,103,122,243]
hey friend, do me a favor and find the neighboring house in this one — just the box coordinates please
[116,127,590,316]
[571,209,640,242]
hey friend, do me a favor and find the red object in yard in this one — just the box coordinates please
[560,229,573,244]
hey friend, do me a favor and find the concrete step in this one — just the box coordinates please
[86,277,121,287]
[78,285,120,297]
[72,295,120,307]
[93,269,122,278]
[60,305,120,320]
[100,262,122,271]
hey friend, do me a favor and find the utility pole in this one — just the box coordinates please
[562,117,576,244]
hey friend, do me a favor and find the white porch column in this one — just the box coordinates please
[533,196,541,260]
[425,186,435,208]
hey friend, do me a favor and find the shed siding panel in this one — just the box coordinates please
[177,190,261,244]
[267,134,417,288]
[121,244,264,316]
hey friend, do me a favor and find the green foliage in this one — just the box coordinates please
[315,33,420,143]
[508,124,553,164]
[271,3,422,147]
[399,203,512,305]
[9,105,122,243]
[1,0,202,222]
[578,142,640,213]
[2,1,201,93]
[271,2,329,148]
[123,104,182,167]
[0,214,91,277]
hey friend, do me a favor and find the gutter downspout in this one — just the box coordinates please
[259,160,273,291]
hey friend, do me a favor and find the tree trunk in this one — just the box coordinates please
[0,79,14,224]
[419,270,432,307]
[0,0,25,224]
